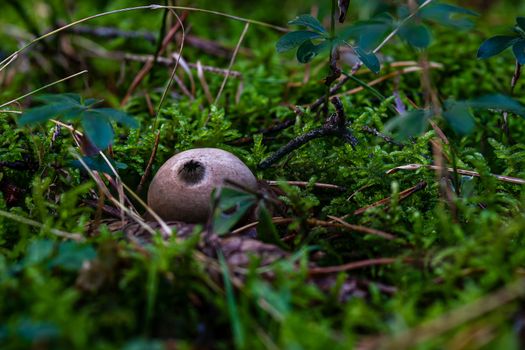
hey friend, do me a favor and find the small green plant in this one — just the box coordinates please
[477,16,525,64]
[276,1,477,71]
[19,93,139,150]
[276,13,380,72]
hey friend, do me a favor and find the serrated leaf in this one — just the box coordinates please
[468,94,525,117]
[384,109,432,140]
[399,23,431,48]
[513,39,525,65]
[92,108,139,128]
[276,31,324,53]
[477,35,519,59]
[355,46,380,73]
[442,101,475,135]
[212,188,257,235]
[81,111,114,149]
[18,103,82,126]
[289,15,327,33]
[517,17,525,31]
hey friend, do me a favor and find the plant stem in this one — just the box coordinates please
[323,0,338,118]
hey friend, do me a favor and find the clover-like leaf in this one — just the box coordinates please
[289,15,327,34]
[18,103,83,125]
[443,101,475,135]
[384,109,433,140]
[513,39,525,65]
[93,108,139,128]
[420,3,478,29]
[81,111,114,150]
[19,93,139,150]
[70,154,128,174]
[49,241,97,271]
[399,23,432,48]
[34,93,82,105]
[355,46,380,73]
[468,94,525,117]
[276,31,324,53]
[477,35,519,59]
[339,16,393,51]
[296,39,329,63]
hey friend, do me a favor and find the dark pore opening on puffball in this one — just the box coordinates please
[178,160,205,184]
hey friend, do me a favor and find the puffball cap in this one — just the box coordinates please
[147,148,257,223]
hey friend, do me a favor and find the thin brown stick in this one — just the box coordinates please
[231,216,395,240]
[332,64,442,99]
[265,180,345,191]
[308,257,404,275]
[360,277,525,350]
[350,181,427,216]
[0,209,84,241]
[386,164,525,185]
[214,22,250,105]
[197,60,213,104]
[136,130,161,193]
[120,11,188,106]
[327,216,396,240]
[76,41,243,78]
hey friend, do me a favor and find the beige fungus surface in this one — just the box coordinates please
[147,148,258,223]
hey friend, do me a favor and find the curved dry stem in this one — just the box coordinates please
[153,9,185,129]
[0,4,287,73]
[0,209,84,241]
[0,70,88,108]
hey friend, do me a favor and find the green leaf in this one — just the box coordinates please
[70,155,128,174]
[339,17,392,51]
[25,240,54,265]
[218,251,245,348]
[256,201,287,249]
[83,98,103,107]
[92,108,139,128]
[212,188,257,235]
[355,46,380,73]
[81,111,114,149]
[49,241,96,271]
[468,94,525,117]
[512,39,525,65]
[384,109,432,140]
[517,17,525,31]
[34,93,82,105]
[296,40,329,63]
[477,35,519,59]
[442,101,475,135]
[18,103,83,126]
[276,31,324,53]
[17,320,59,341]
[289,14,327,34]
[398,23,431,48]
[420,3,478,29]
